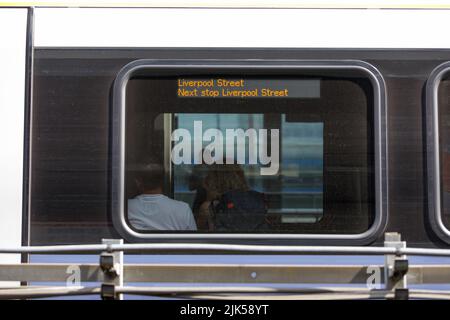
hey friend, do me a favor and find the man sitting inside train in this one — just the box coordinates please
[128,164,197,231]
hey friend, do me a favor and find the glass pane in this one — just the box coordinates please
[124,76,374,234]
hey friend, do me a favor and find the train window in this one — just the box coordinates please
[427,62,450,242]
[112,60,387,242]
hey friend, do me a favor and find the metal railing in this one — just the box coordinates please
[1,233,450,300]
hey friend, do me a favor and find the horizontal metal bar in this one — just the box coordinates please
[0,286,100,299]
[123,264,376,284]
[0,264,103,282]
[184,290,450,301]
[5,2,450,10]
[0,244,106,254]
[1,263,450,284]
[1,286,450,300]
[2,243,450,257]
[0,285,350,300]
[407,265,450,284]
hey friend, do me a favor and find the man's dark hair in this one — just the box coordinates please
[135,163,165,191]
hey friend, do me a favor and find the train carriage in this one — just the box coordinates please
[1,0,450,300]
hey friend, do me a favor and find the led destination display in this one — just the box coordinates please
[177,78,320,98]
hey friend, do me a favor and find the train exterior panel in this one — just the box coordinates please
[1,6,450,279]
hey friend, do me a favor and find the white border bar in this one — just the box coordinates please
[35,8,450,48]
[0,9,27,266]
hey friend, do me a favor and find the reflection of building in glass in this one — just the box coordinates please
[173,113,324,224]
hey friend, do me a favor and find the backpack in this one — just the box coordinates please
[211,190,268,232]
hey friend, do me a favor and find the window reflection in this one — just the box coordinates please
[124,76,375,234]
[173,113,324,230]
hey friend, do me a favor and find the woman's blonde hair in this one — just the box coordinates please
[204,163,249,200]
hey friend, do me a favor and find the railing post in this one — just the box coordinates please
[100,239,123,300]
[384,232,409,299]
